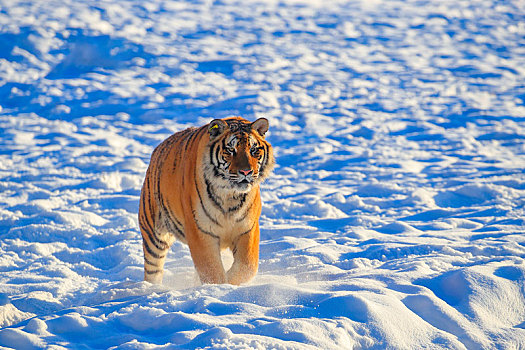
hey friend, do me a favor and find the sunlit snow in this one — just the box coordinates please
[0,0,524,348]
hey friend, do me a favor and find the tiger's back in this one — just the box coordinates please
[139,117,274,285]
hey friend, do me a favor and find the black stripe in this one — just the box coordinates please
[169,212,185,238]
[139,211,155,240]
[156,137,177,198]
[157,140,181,236]
[144,256,159,267]
[209,139,215,166]
[146,180,155,224]
[139,187,146,214]
[184,127,201,154]
[161,189,182,238]
[149,135,183,249]
[236,198,255,222]
[231,222,256,255]
[163,209,186,239]
[158,200,186,239]
[209,139,220,168]
[183,129,195,154]
[139,189,147,217]
[159,136,177,171]
[159,195,175,230]
[140,188,156,235]
[239,222,255,237]
[222,136,233,159]
[205,177,225,213]
[179,128,193,137]
[173,129,191,170]
[139,193,155,235]
[140,215,169,252]
[228,193,247,213]
[143,242,165,260]
[212,167,228,180]
[226,120,251,133]
[140,199,162,253]
[193,210,220,240]
[176,128,192,147]
[145,268,162,275]
[170,218,186,239]
[259,142,269,175]
[195,167,222,226]
[213,138,228,170]
[158,199,169,219]
[215,144,225,168]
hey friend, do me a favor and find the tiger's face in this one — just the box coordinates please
[207,117,274,192]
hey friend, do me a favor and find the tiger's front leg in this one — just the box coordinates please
[186,226,227,284]
[227,223,260,285]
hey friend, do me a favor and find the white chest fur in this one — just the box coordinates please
[193,181,257,247]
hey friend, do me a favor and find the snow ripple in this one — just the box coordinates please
[0,0,524,348]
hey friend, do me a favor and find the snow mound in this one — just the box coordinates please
[1,0,524,348]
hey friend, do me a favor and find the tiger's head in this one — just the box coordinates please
[206,117,274,192]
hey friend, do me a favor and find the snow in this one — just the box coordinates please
[1,0,524,348]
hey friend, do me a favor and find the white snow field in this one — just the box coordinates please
[1,0,525,348]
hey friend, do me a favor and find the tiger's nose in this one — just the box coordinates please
[239,169,253,176]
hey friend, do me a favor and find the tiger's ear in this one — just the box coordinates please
[208,119,228,138]
[251,118,269,137]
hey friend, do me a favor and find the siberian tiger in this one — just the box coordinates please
[139,117,274,285]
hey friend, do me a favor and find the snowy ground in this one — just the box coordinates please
[1,0,525,348]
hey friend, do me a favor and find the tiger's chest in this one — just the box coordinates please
[193,188,257,245]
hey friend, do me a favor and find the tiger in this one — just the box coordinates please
[138,116,274,285]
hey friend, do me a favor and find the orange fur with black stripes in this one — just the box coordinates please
[139,117,274,285]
